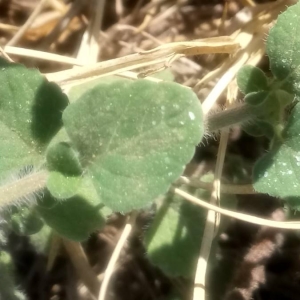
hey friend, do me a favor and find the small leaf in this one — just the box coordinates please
[0,60,68,180]
[10,207,44,236]
[37,176,106,241]
[47,171,82,199]
[237,65,268,95]
[145,173,236,277]
[0,250,27,300]
[267,1,300,96]
[144,191,205,277]
[253,103,300,198]
[63,80,203,212]
[249,91,283,123]
[242,121,274,139]
[244,91,269,106]
[46,142,82,176]
[29,224,52,254]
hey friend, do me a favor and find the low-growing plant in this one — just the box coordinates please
[1,1,300,299]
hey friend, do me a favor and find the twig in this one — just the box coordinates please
[172,187,300,230]
[45,36,239,84]
[194,128,229,300]
[7,0,49,46]
[177,177,255,194]
[39,0,84,49]
[46,231,61,271]
[4,46,83,65]
[63,238,100,299]
[98,212,137,300]
[76,0,105,65]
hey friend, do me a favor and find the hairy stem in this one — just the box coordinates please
[206,103,259,132]
[0,170,48,209]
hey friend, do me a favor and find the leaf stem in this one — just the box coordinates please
[206,103,259,132]
[0,170,48,209]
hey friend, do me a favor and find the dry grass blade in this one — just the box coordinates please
[98,213,137,300]
[173,188,300,230]
[63,238,100,299]
[6,0,49,46]
[178,177,255,194]
[45,36,240,84]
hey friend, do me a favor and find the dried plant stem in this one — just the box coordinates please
[98,212,137,300]
[47,231,62,271]
[45,36,239,84]
[194,129,229,300]
[178,177,255,194]
[172,187,300,230]
[63,238,100,299]
[7,0,49,46]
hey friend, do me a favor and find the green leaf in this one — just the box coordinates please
[63,80,203,212]
[144,191,206,277]
[29,224,52,254]
[46,171,82,199]
[67,76,129,103]
[242,120,275,139]
[244,91,269,106]
[144,173,236,277]
[10,207,44,236]
[0,250,27,300]
[267,1,300,96]
[253,103,300,198]
[46,142,82,176]
[237,65,269,95]
[0,60,68,180]
[37,176,106,241]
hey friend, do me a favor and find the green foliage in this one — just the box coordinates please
[266,2,300,96]
[145,174,237,277]
[46,142,82,176]
[37,176,108,241]
[145,189,206,277]
[0,251,27,300]
[0,60,68,181]
[253,103,300,199]
[46,171,82,199]
[237,65,269,95]
[250,2,300,202]
[10,207,44,236]
[2,1,300,292]
[63,80,203,212]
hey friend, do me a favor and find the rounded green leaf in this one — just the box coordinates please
[242,120,274,139]
[46,142,82,175]
[10,207,44,236]
[145,175,236,277]
[0,250,27,300]
[244,91,269,106]
[267,1,300,96]
[37,177,106,241]
[237,65,269,95]
[0,59,68,180]
[47,171,82,199]
[63,80,204,212]
[145,192,205,277]
[253,103,300,198]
